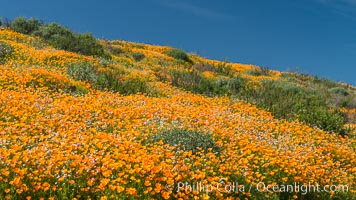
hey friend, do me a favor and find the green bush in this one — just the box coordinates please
[162,67,246,96]
[164,48,192,63]
[313,77,339,88]
[143,129,220,154]
[33,23,107,57]
[330,87,349,96]
[132,52,145,62]
[193,63,216,72]
[72,33,107,57]
[97,70,148,94]
[218,76,245,94]
[343,95,356,108]
[10,17,42,34]
[170,69,202,91]
[67,62,98,83]
[216,62,234,77]
[0,42,14,64]
[297,107,346,135]
[67,62,149,95]
[241,80,347,134]
[249,81,307,118]
[199,76,245,96]
[9,17,107,58]
[245,67,271,76]
[106,44,123,55]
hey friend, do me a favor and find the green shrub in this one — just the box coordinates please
[143,129,220,154]
[67,62,98,83]
[241,81,302,118]
[313,77,339,88]
[10,17,42,34]
[0,42,14,64]
[132,52,145,62]
[245,67,271,76]
[97,70,148,94]
[106,44,123,55]
[33,23,107,57]
[193,63,216,72]
[72,33,108,57]
[169,69,205,92]
[241,80,347,134]
[33,23,76,49]
[9,17,107,58]
[201,76,245,96]
[164,48,192,63]
[343,95,356,108]
[330,87,349,96]
[67,62,149,95]
[245,69,262,76]
[216,62,234,77]
[297,107,346,134]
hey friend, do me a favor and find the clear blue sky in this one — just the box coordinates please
[1,0,355,85]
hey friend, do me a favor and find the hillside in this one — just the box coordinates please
[0,18,355,200]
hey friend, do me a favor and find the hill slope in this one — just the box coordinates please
[0,27,355,200]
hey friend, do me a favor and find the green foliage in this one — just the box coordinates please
[0,42,14,64]
[144,129,220,154]
[218,76,245,93]
[216,62,234,77]
[164,48,192,63]
[34,23,75,49]
[245,67,271,76]
[97,69,148,95]
[106,44,123,55]
[10,17,42,34]
[330,87,349,96]
[164,68,246,97]
[9,17,107,57]
[169,69,203,91]
[132,52,145,62]
[0,18,2,27]
[72,33,108,58]
[193,63,216,72]
[198,76,245,96]
[297,107,346,135]
[243,81,305,118]
[67,62,149,95]
[67,62,98,83]
[241,80,347,134]
[33,23,107,57]
[313,77,339,88]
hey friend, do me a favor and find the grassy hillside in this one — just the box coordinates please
[0,18,355,199]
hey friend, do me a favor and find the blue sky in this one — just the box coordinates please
[1,0,355,85]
